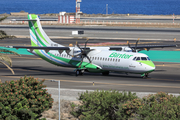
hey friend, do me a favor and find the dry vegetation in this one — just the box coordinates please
[41,100,79,120]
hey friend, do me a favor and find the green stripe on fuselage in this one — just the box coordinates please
[48,52,98,69]
[137,60,155,67]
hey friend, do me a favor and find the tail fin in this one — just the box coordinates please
[27,14,64,47]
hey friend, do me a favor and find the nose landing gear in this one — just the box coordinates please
[141,73,149,79]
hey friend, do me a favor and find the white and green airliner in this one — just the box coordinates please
[8,14,177,78]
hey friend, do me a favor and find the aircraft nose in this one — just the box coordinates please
[145,61,155,72]
[139,61,155,73]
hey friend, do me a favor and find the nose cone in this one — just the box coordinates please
[140,61,155,72]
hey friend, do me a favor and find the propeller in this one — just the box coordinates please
[75,38,92,68]
[127,38,140,52]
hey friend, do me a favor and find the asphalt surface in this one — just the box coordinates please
[0,54,180,94]
[0,24,180,100]
[0,37,180,94]
[0,25,180,41]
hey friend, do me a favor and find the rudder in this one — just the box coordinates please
[27,14,64,47]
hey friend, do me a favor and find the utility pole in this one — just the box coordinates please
[173,13,174,25]
[51,80,60,120]
[106,4,108,15]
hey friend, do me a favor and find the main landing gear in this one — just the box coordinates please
[75,69,85,76]
[102,71,109,76]
[141,73,149,79]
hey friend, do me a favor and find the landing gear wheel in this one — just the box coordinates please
[142,73,149,79]
[76,70,80,76]
[102,71,109,76]
[145,73,149,78]
[79,70,84,76]
[76,69,84,76]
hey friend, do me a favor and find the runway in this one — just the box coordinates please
[0,25,180,94]
[0,55,180,93]
[0,25,180,40]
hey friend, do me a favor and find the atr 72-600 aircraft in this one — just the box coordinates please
[8,14,177,78]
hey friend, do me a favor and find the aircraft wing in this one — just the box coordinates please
[7,46,70,50]
[6,44,177,52]
[131,44,177,51]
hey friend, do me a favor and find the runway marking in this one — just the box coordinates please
[156,63,180,66]
[1,76,180,89]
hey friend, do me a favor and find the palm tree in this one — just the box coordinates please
[0,49,21,74]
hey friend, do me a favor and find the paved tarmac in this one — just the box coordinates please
[0,37,180,95]
[0,25,180,40]
[0,25,180,100]
[0,54,180,100]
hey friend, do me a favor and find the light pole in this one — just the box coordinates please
[106,4,108,15]
[51,80,60,120]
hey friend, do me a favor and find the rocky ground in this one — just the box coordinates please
[41,100,79,120]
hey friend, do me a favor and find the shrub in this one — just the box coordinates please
[0,76,53,120]
[138,92,180,119]
[71,90,137,120]
[71,90,180,120]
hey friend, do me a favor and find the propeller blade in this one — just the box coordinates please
[135,38,140,52]
[85,38,89,49]
[127,41,134,51]
[86,56,92,63]
[78,61,83,68]
[76,42,83,52]
[127,41,131,48]
[78,56,84,68]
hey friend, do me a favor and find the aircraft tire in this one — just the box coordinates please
[102,71,109,76]
[76,70,79,76]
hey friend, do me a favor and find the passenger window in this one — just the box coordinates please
[141,57,147,60]
[118,59,120,62]
[136,57,140,61]
[133,57,136,60]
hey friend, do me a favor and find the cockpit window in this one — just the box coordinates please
[133,57,136,60]
[147,57,151,60]
[136,57,140,61]
[141,57,147,60]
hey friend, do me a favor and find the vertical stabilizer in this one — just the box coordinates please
[27,14,64,47]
